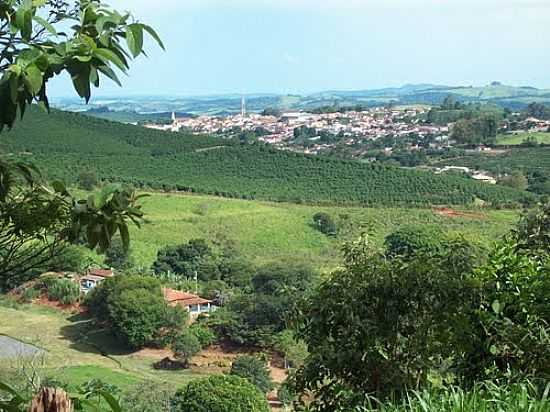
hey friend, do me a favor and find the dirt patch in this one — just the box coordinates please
[33,295,82,313]
[433,207,486,219]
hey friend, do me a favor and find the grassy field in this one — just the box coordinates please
[0,301,206,392]
[496,132,550,145]
[123,192,519,270]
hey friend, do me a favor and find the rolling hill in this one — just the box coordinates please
[52,83,550,119]
[0,107,534,206]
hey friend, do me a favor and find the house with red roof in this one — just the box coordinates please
[79,268,114,294]
[163,287,215,317]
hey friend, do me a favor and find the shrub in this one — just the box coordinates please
[293,235,477,403]
[465,240,550,382]
[384,224,445,259]
[172,330,201,367]
[189,324,216,348]
[47,279,80,305]
[171,375,270,412]
[312,212,337,236]
[105,238,135,271]
[230,355,274,394]
[122,381,174,412]
[21,287,39,303]
[85,275,186,349]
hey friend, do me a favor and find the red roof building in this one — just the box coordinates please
[163,288,214,316]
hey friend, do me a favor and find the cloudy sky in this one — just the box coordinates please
[49,0,550,97]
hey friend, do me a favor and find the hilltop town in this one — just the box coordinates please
[145,105,449,154]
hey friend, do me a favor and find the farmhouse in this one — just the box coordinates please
[163,287,215,317]
[79,268,114,294]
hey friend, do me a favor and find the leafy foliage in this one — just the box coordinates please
[85,275,186,349]
[172,330,201,366]
[230,355,274,394]
[0,0,163,130]
[293,235,477,407]
[208,262,316,347]
[47,278,80,305]
[384,224,445,259]
[312,212,337,236]
[171,375,270,412]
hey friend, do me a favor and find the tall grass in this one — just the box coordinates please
[366,382,550,412]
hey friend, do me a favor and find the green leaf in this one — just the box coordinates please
[142,24,165,50]
[24,65,43,95]
[97,65,121,87]
[119,223,130,251]
[8,74,19,104]
[99,391,122,412]
[93,48,128,72]
[491,300,502,314]
[52,180,69,196]
[126,24,143,58]
[33,15,56,35]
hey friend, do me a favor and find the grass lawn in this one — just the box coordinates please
[0,302,204,391]
[123,193,519,270]
[496,132,550,145]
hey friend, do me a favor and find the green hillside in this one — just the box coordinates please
[125,193,518,270]
[0,107,533,206]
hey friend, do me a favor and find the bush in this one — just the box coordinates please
[105,238,135,271]
[465,241,550,382]
[384,224,445,259]
[85,275,186,349]
[312,212,337,236]
[189,323,216,348]
[122,381,173,412]
[21,287,39,303]
[230,355,274,394]
[172,330,201,366]
[47,279,80,305]
[171,375,270,412]
[293,235,477,403]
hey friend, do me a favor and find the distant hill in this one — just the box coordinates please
[52,83,550,119]
[0,107,533,207]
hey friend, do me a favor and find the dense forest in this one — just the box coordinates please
[0,108,533,207]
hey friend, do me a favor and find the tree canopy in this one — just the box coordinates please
[0,0,163,130]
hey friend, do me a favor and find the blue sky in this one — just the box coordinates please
[49,0,550,97]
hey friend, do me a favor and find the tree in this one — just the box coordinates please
[0,0,161,291]
[384,224,445,259]
[0,0,164,131]
[312,212,337,236]
[172,329,201,367]
[465,240,550,382]
[171,375,270,412]
[291,235,477,408]
[0,177,146,291]
[152,239,212,278]
[514,201,550,254]
[230,355,274,394]
[105,237,135,271]
[526,102,550,120]
[85,275,185,349]
[499,172,528,191]
[77,170,98,191]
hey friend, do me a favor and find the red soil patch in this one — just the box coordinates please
[433,207,486,219]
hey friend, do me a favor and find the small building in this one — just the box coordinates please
[163,288,215,317]
[79,268,114,294]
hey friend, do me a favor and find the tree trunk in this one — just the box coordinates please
[29,388,72,412]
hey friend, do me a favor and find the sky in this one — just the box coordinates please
[49,0,550,97]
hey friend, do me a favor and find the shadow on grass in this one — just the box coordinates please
[59,313,133,359]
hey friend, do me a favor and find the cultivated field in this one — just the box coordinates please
[496,132,550,145]
[124,192,519,270]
